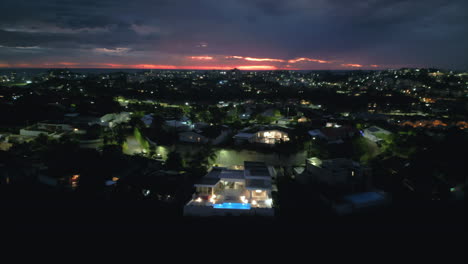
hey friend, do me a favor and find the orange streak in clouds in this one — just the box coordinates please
[237,65,277,70]
[132,64,178,69]
[226,56,285,62]
[370,64,379,67]
[0,62,276,70]
[288,57,330,64]
[189,56,214,60]
[341,63,362,67]
[244,57,285,62]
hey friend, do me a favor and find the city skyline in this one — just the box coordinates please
[1,0,467,70]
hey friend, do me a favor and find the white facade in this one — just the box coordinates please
[100,112,131,128]
[233,129,290,145]
[252,130,290,145]
[363,126,391,142]
[184,162,275,217]
[19,122,74,138]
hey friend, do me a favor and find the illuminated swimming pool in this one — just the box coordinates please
[213,203,251,210]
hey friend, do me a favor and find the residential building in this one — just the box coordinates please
[233,126,290,145]
[308,125,357,144]
[179,125,231,145]
[100,112,131,128]
[184,161,275,216]
[164,116,193,131]
[19,122,75,138]
[297,157,388,215]
[298,157,371,189]
[362,126,392,142]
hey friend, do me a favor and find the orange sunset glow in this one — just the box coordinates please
[341,63,363,68]
[188,56,214,60]
[0,55,382,70]
[287,58,330,64]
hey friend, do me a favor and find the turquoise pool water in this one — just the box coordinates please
[213,203,251,210]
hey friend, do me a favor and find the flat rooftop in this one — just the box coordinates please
[219,169,244,180]
[246,179,271,190]
[244,161,271,178]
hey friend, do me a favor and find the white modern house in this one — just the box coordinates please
[184,161,275,217]
[19,122,75,138]
[362,126,391,142]
[100,112,131,128]
[233,126,290,145]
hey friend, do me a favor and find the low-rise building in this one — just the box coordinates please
[164,116,193,131]
[179,125,231,145]
[308,125,357,144]
[233,126,290,145]
[19,122,75,138]
[362,126,392,142]
[100,112,131,128]
[297,157,389,215]
[298,157,371,188]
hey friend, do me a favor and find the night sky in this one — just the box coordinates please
[0,0,467,70]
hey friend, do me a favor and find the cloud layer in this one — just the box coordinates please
[0,0,467,70]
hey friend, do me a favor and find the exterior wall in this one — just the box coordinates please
[20,122,73,137]
[363,131,379,142]
[37,123,73,131]
[19,129,49,137]
[195,186,213,195]
[183,205,274,217]
[363,127,391,142]
[251,130,289,144]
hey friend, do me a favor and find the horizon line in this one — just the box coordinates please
[0,67,457,71]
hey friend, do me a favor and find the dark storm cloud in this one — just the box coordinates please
[0,0,466,69]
